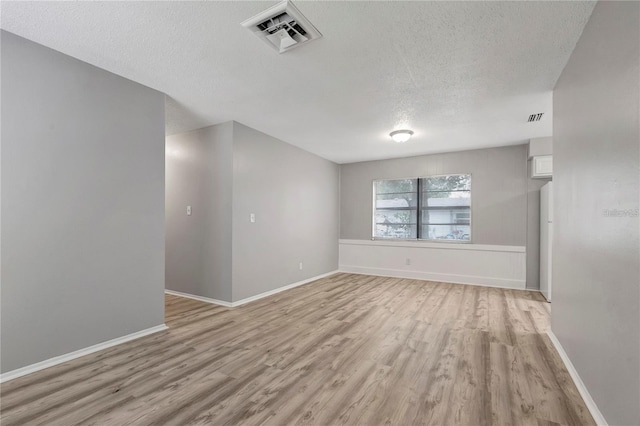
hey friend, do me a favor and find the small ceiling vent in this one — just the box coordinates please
[528,113,544,122]
[241,1,322,54]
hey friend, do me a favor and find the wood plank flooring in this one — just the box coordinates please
[0,273,595,425]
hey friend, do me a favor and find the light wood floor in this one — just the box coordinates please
[1,273,594,425]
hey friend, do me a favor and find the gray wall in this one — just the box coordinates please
[165,121,340,303]
[231,122,339,302]
[552,2,640,424]
[1,31,166,373]
[340,145,529,247]
[165,123,233,301]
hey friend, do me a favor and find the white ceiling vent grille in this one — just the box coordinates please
[241,1,322,54]
[528,113,544,122]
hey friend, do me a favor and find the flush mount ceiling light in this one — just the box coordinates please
[390,129,414,143]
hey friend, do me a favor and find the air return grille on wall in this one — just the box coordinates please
[241,1,322,53]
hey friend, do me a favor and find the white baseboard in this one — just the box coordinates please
[164,289,234,307]
[0,324,168,383]
[547,330,608,425]
[231,270,339,306]
[165,270,340,308]
[339,266,526,290]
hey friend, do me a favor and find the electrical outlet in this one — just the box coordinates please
[299,262,303,270]
[187,206,192,216]
[250,213,255,223]
[405,258,411,265]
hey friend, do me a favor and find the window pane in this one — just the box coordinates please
[375,192,418,208]
[422,208,471,225]
[423,192,470,208]
[375,224,417,239]
[375,179,417,194]
[422,224,470,241]
[419,174,471,241]
[375,209,417,225]
[373,179,418,239]
[423,175,471,192]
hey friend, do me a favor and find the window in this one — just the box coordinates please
[373,174,471,241]
[373,179,418,239]
[421,175,471,241]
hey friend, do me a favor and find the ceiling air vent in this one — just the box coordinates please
[241,1,322,54]
[528,113,544,122]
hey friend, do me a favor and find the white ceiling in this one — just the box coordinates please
[1,1,595,164]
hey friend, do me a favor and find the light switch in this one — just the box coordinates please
[187,206,192,216]
[250,213,256,223]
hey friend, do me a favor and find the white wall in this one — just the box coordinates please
[552,2,639,424]
[1,31,166,374]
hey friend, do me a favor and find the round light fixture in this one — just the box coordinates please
[390,129,414,143]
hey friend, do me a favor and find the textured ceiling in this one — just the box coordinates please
[1,1,595,163]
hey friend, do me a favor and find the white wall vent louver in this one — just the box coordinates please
[241,1,322,54]
[528,113,544,122]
